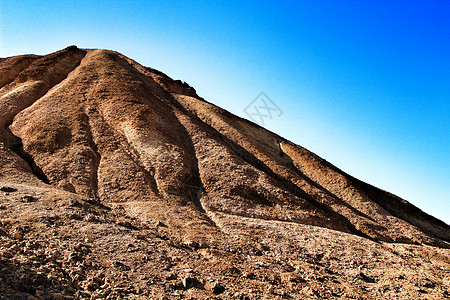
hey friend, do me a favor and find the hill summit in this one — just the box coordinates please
[0,46,449,299]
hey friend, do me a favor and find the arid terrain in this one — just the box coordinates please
[0,46,449,299]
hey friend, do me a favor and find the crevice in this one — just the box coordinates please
[279,142,450,246]
[158,91,379,238]
[105,58,374,237]
[167,102,358,234]
[6,128,49,184]
[116,131,163,199]
[153,86,387,240]
[104,58,209,209]
[88,105,162,199]
[211,132,376,240]
[276,141,378,223]
[161,110,215,225]
[172,113,216,226]
[81,111,101,201]
[355,180,450,245]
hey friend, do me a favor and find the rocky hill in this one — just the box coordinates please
[0,46,449,299]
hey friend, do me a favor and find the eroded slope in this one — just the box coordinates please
[0,47,449,299]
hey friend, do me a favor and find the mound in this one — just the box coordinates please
[0,46,449,299]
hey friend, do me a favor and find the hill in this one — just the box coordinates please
[0,46,449,299]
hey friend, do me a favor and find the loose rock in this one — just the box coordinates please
[0,186,17,193]
[22,195,37,202]
[212,281,225,294]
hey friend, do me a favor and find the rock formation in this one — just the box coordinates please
[0,46,449,299]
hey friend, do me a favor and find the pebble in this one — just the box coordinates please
[11,230,23,239]
[182,275,198,289]
[84,215,98,222]
[212,281,225,294]
[358,272,376,283]
[282,272,305,283]
[85,280,99,291]
[74,243,90,253]
[69,213,83,220]
[156,221,167,227]
[242,272,255,279]
[0,186,17,193]
[69,199,81,207]
[255,261,269,268]
[182,240,199,250]
[68,251,82,262]
[111,261,130,271]
[22,195,37,203]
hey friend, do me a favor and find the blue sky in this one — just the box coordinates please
[1,1,449,223]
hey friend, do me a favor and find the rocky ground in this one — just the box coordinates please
[0,47,449,299]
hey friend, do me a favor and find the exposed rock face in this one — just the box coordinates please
[0,47,449,299]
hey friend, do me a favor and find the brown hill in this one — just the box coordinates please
[0,46,449,299]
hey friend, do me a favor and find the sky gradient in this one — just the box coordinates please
[1,1,449,223]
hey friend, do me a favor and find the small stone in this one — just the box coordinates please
[11,230,22,239]
[183,240,199,250]
[255,261,268,268]
[117,220,136,229]
[69,199,81,207]
[169,256,179,263]
[111,261,130,271]
[85,280,99,291]
[239,294,251,300]
[68,251,82,262]
[182,275,198,289]
[74,243,90,253]
[0,186,17,193]
[22,195,37,202]
[422,279,436,289]
[357,272,376,283]
[211,282,225,294]
[75,291,91,299]
[69,213,83,220]
[84,215,97,222]
[156,221,167,227]
[242,272,255,279]
[281,272,305,283]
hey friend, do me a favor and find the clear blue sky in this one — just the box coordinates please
[1,1,449,223]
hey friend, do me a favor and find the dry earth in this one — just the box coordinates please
[0,46,449,299]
